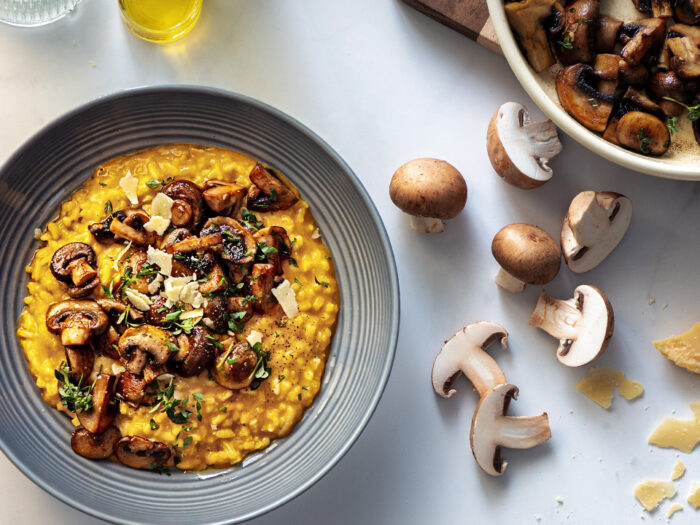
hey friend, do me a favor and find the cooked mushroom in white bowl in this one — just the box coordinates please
[486,0,700,179]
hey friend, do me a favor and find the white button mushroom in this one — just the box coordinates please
[470,383,551,476]
[529,285,614,367]
[561,190,633,273]
[486,102,562,189]
[431,322,508,399]
[491,223,561,292]
[389,158,467,233]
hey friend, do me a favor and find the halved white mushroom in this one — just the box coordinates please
[529,285,614,367]
[431,322,508,398]
[470,383,551,476]
[561,191,632,273]
[486,102,562,189]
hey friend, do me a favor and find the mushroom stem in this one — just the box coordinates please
[529,292,580,340]
[496,413,552,449]
[521,119,562,160]
[408,214,445,234]
[494,267,526,293]
[460,353,507,398]
[70,259,98,287]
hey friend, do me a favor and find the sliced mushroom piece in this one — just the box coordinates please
[166,232,223,255]
[247,163,299,211]
[543,1,566,39]
[431,322,508,399]
[171,327,216,377]
[650,0,673,17]
[254,226,292,273]
[674,0,700,25]
[199,261,228,295]
[631,0,652,14]
[143,296,173,326]
[96,297,145,325]
[201,295,227,332]
[114,436,172,470]
[618,60,649,86]
[470,384,551,476]
[556,64,614,132]
[561,191,632,273]
[71,426,121,460]
[596,15,623,53]
[200,217,256,264]
[65,345,95,381]
[226,296,254,325]
[555,0,599,66]
[50,242,100,297]
[109,209,156,246]
[491,224,561,293]
[162,180,204,231]
[46,300,109,346]
[116,372,149,406]
[529,285,614,366]
[667,37,700,79]
[211,340,258,390]
[616,111,670,156]
[118,325,172,374]
[118,248,151,294]
[505,0,557,72]
[89,211,124,243]
[202,180,246,215]
[649,72,691,117]
[603,87,666,145]
[619,19,666,67]
[93,324,121,360]
[77,373,118,434]
[250,263,277,313]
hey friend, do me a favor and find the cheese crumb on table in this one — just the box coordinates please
[667,503,683,518]
[555,496,563,504]
[634,480,676,511]
[688,483,700,509]
[575,367,643,408]
[671,460,686,481]
[649,403,700,453]
[653,322,700,374]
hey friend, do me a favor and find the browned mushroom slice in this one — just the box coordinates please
[210,340,258,390]
[254,226,291,274]
[116,372,148,406]
[114,436,172,470]
[616,111,670,155]
[93,324,121,360]
[71,426,121,460]
[667,37,700,79]
[77,373,118,434]
[247,163,299,212]
[631,0,652,14]
[46,300,109,346]
[199,262,227,295]
[109,209,156,246]
[619,19,666,67]
[675,0,700,25]
[200,217,256,264]
[618,60,649,86]
[593,54,620,96]
[250,263,277,314]
[203,295,228,332]
[650,0,673,16]
[65,345,95,381]
[227,296,254,325]
[555,0,599,66]
[51,243,99,298]
[118,325,172,374]
[649,71,691,117]
[556,64,614,132]
[596,16,622,53]
[202,180,246,215]
[89,210,124,243]
[603,87,667,145]
[171,327,216,377]
[505,0,558,72]
[162,180,204,231]
[96,297,145,325]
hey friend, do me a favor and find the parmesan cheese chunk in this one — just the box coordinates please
[688,483,700,509]
[311,228,321,239]
[150,192,174,219]
[671,459,686,481]
[667,503,683,518]
[144,215,170,236]
[272,279,298,319]
[634,480,676,512]
[125,288,153,311]
[119,171,139,204]
[148,273,164,294]
[179,308,203,321]
[575,367,643,409]
[163,274,199,307]
[649,403,700,453]
[654,322,700,374]
[147,246,173,276]
[180,281,204,308]
[247,330,263,347]
[112,241,132,271]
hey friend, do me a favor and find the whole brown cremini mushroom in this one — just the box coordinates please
[491,223,561,292]
[389,158,467,233]
[50,242,100,298]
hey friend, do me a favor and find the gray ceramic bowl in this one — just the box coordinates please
[0,86,399,524]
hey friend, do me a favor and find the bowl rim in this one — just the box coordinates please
[485,0,700,181]
[0,85,400,524]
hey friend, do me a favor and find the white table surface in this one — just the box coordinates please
[1,1,699,524]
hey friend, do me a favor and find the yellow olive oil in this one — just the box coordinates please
[119,0,202,43]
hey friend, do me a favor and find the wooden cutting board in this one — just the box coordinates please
[401,0,501,54]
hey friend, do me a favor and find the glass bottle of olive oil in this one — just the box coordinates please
[119,0,202,43]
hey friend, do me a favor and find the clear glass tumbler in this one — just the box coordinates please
[0,0,80,26]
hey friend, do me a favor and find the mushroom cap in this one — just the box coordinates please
[559,285,614,366]
[71,426,121,460]
[162,179,205,231]
[174,327,216,377]
[200,216,256,265]
[491,223,561,285]
[616,111,670,156]
[211,340,258,390]
[561,191,633,273]
[50,242,96,282]
[431,321,508,398]
[389,158,467,220]
[202,180,246,214]
[486,102,562,189]
[46,300,109,345]
[118,325,172,373]
[114,436,172,470]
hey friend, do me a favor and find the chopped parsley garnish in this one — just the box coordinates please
[302,385,309,390]
[136,263,159,280]
[240,209,263,231]
[222,231,240,243]
[249,342,271,382]
[205,334,223,349]
[101,278,115,299]
[150,418,159,430]
[258,242,278,256]
[146,179,161,189]
[227,310,249,333]
[667,116,680,136]
[54,362,94,413]
[148,378,196,424]
[298,394,302,401]
[164,308,183,323]
[104,200,113,217]
[167,341,180,353]
[279,374,286,381]
[269,188,278,202]
[289,257,298,267]
[294,278,303,286]
[662,97,700,121]
[183,436,194,448]
[149,462,171,476]
[638,129,652,155]
[315,277,329,288]
[219,407,228,413]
